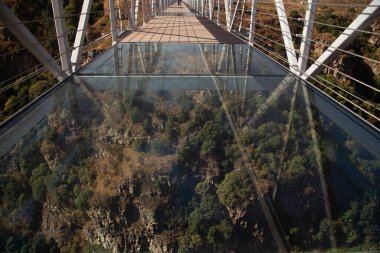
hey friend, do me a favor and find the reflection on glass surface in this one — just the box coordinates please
[77,43,288,76]
[0,43,379,253]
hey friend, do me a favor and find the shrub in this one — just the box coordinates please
[165,115,176,143]
[130,107,142,123]
[150,139,168,155]
[74,188,92,209]
[142,119,151,134]
[51,184,70,206]
[29,163,51,202]
[217,168,254,209]
[133,139,146,152]
[28,80,50,99]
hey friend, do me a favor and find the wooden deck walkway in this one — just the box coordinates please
[121,3,244,44]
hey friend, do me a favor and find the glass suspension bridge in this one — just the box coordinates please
[0,0,379,252]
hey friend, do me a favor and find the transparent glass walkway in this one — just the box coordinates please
[1,14,380,253]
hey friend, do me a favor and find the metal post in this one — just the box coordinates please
[51,0,72,75]
[248,0,256,44]
[274,0,298,73]
[142,0,146,24]
[201,0,204,17]
[131,0,136,27]
[231,0,241,31]
[238,0,246,32]
[0,1,67,81]
[302,0,380,79]
[134,0,140,24]
[225,0,232,31]
[208,0,214,20]
[148,0,153,18]
[109,0,117,44]
[217,0,220,25]
[71,0,93,71]
[124,0,135,30]
[117,0,124,31]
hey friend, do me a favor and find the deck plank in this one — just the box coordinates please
[121,3,244,44]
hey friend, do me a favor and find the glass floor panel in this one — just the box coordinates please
[77,43,287,76]
[0,42,379,253]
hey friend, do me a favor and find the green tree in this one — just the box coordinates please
[165,115,176,143]
[29,163,51,202]
[185,181,233,249]
[133,139,146,152]
[336,201,360,245]
[4,236,16,253]
[217,168,254,209]
[177,136,199,167]
[193,106,209,126]
[130,107,142,124]
[200,139,216,159]
[142,119,151,134]
[74,188,92,209]
[28,80,51,100]
[2,180,19,205]
[287,156,306,178]
[3,95,17,113]
[64,0,81,36]
[51,184,70,206]
[150,139,168,155]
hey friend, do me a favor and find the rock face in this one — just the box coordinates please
[312,34,335,57]
[369,20,380,47]
[324,53,357,83]
[42,203,85,252]
[85,175,177,253]
[42,172,177,253]
[98,125,131,146]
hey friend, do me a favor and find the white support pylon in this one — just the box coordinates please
[274,0,298,73]
[297,0,317,75]
[109,0,118,44]
[238,0,246,32]
[0,1,67,81]
[201,0,205,17]
[302,0,380,79]
[134,0,140,23]
[131,0,137,26]
[148,0,153,18]
[248,0,257,44]
[208,0,214,19]
[142,0,146,24]
[117,0,124,31]
[217,0,220,25]
[231,0,241,31]
[71,0,93,71]
[51,0,72,75]
[225,0,232,31]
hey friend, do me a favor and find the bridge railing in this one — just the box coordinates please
[186,0,380,128]
[0,0,172,122]
[0,0,379,128]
